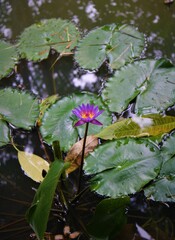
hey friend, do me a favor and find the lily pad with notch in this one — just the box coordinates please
[84,138,162,198]
[18,18,80,61]
[75,24,145,70]
[0,40,18,79]
[102,59,175,114]
[40,92,111,152]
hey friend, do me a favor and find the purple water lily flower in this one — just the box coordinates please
[72,103,104,127]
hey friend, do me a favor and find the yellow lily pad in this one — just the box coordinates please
[18,151,50,182]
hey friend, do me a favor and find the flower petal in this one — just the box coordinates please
[95,109,104,118]
[94,105,99,112]
[90,119,103,126]
[74,119,86,127]
[72,108,81,118]
[72,103,104,127]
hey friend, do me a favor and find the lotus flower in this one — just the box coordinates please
[72,103,104,127]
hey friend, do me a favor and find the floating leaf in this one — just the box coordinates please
[40,92,111,152]
[144,133,175,202]
[102,59,175,114]
[96,114,175,140]
[0,119,10,147]
[136,61,175,115]
[84,139,161,198]
[87,197,129,239]
[0,40,18,79]
[75,24,144,70]
[161,131,175,161]
[26,160,69,240]
[0,88,39,129]
[65,135,98,174]
[18,151,50,182]
[107,24,145,69]
[145,173,175,202]
[75,25,112,70]
[18,18,80,61]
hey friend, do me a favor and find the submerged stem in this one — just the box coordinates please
[77,122,89,194]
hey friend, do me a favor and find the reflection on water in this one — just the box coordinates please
[28,0,52,16]
[72,71,97,89]
[85,1,99,22]
[0,146,39,239]
[0,55,102,98]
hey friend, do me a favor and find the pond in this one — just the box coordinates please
[0,0,175,240]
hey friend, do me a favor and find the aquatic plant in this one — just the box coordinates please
[72,103,104,126]
[0,18,175,240]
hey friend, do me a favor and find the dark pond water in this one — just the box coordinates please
[0,0,175,239]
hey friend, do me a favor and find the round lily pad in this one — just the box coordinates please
[0,40,18,79]
[18,18,80,61]
[40,92,111,152]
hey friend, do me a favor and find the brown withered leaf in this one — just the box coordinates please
[65,135,98,174]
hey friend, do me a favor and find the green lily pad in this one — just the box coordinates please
[102,59,175,114]
[144,133,175,202]
[18,18,80,61]
[40,93,111,152]
[161,132,175,161]
[0,119,10,147]
[75,24,144,70]
[145,175,175,202]
[84,138,162,198]
[0,40,18,79]
[0,88,39,129]
[136,60,175,115]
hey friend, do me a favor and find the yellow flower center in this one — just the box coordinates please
[81,112,94,119]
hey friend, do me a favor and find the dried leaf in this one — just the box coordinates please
[18,151,50,182]
[96,114,175,140]
[65,135,98,174]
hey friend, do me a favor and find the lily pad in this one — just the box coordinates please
[40,93,111,152]
[144,133,175,202]
[102,59,175,114]
[84,138,162,198]
[161,131,175,161]
[0,119,10,147]
[18,151,50,182]
[75,24,144,70]
[0,40,18,79]
[18,18,80,61]
[0,88,39,129]
[136,60,175,115]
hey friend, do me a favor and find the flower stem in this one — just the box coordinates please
[77,122,89,194]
